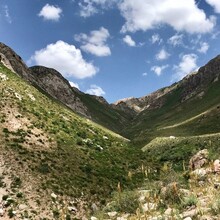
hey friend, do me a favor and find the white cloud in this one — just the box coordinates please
[69,81,80,90]
[151,65,169,76]
[205,0,220,13]
[168,34,183,47]
[123,35,136,46]
[75,27,111,57]
[78,0,117,17]
[173,54,198,81]
[4,5,12,24]
[198,42,209,54]
[151,34,163,44]
[38,4,62,21]
[156,49,170,61]
[29,41,98,79]
[142,72,148,76]
[86,84,106,96]
[119,0,215,34]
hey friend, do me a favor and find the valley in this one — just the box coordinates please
[1,43,220,219]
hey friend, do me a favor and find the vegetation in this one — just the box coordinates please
[1,53,220,219]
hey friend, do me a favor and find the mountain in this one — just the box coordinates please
[119,55,220,146]
[0,43,131,133]
[1,42,220,219]
[0,58,146,219]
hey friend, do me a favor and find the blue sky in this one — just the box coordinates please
[0,0,220,103]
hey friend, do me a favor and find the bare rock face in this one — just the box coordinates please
[0,43,35,82]
[89,95,109,105]
[29,66,90,117]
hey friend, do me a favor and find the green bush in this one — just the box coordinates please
[105,190,140,213]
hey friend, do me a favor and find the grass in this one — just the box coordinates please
[123,77,220,147]
[0,63,148,204]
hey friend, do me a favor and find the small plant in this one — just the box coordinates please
[8,208,15,218]
[0,176,5,187]
[181,194,198,208]
[11,176,22,188]
[105,190,140,213]
[2,194,9,200]
[16,192,23,198]
[53,209,60,219]
[211,196,220,215]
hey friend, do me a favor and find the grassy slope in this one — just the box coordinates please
[0,63,147,203]
[123,79,220,147]
[78,93,133,134]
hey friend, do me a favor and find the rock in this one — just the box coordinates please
[18,204,27,210]
[91,203,98,212]
[103,136,108,140]
[189,149,209,170]
[164,207,176,215]
[191,168,208,178]
[107,211,117,218]
[0,72,8,81]
[200,215,214,220]
[27,93,36,101]
[117,214,130,220]
[214,160,220,173]
[142,202,156,212]
[184,217,192,220]
[182,208,197,218]
[0,208,4,216]
[91,217,98,220]
[29,66,90,117]
[67,206,77,212]
[14,92,22,100]
[51,193,57,199]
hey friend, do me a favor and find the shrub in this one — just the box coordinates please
[181,194,198,208]
[105,190,140,213]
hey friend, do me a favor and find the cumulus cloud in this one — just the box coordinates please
[86,84,106,96]
[69,81,80,90]
[198,42,209,54]
[123,35,136,46]
[151,65,169,76]
[75,27,111,57]
[78,0,117,17]
[151,34,163,44]
[172,54,198,81]
[156,49,170,61]
[38,4,62,21]
[168,34,184,47]
[205,0,220,13]
[119,0,215,34]
[142,72,148,76]
[29,41,98,79]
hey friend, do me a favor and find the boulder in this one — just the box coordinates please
[189,149,209,170]
[213,159,220,173]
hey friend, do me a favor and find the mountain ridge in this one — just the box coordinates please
[1,42,220,147]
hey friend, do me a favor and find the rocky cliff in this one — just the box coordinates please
[29,66,90,117]
[113,55,220,114]
[0,42,130,132]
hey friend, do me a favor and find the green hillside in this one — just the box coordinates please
[123,77,220,147]
[0,63,148,218]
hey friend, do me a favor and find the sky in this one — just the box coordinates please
[0,0,220,103]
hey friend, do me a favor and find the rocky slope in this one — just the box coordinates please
[0,42,130,132]
[113,55,220,115]
[1,42,220,146]
[29,66,90,117]
[0,62,144,219]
